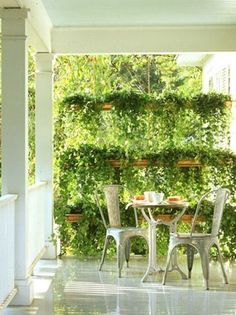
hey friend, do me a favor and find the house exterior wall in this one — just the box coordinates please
[202,53,236,100]
[202,53,236,152]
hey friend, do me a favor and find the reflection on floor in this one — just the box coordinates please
[4,256,236,315]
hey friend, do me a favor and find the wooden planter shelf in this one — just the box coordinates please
[103,103,112,110]
[107,159,201,168]
[155,214,205,224]
[107,159,150,168]
[66,213,83,223]
[139,214,205,224]
[101,101,232,111]
[177,160,201,168]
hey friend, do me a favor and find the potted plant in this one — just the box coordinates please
[65,204,83,223]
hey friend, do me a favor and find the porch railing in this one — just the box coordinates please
[0,194,17,310]
[27,181,47,274]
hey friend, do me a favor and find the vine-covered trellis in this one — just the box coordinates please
[54,91,236,258]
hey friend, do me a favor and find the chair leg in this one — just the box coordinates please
[99,236,109,271]
[117,243,125,278]
[186,245,195,279]
[125,239,131,268]
[162,246,175,285]
[199,247,210,290]
[215,244,228,284]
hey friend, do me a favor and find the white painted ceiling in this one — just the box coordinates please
[1,0,236,53]
[2,0,236,27]
[41,0,236,27]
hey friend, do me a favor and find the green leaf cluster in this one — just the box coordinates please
[54,90,236,259]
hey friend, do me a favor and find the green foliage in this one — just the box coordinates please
[54,55,202,99]
[59,91,231,154]
[28,47,36,184]
[54,88,236,259]
[63,91,230,115]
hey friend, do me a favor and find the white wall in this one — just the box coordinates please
[0,195,17,310]
[202,53,236,152]
[202,53,236,99]
[27,182,47,273]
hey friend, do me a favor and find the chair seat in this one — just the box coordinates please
[108,227,146,232]
[171,232,212,239]
[107,227,148,239]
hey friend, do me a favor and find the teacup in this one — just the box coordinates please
[151,192,164,203]
[144,191,164,203]
[144,191,153,202]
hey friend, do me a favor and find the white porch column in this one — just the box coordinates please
[1,8,33,305]
[35,53,58,258]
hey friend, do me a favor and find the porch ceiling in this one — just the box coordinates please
[41,0,236,28]
[1,0,236,53]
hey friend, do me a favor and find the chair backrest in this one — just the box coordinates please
[103,185,121,228]
[95,185,140,229]
[191,188,230,236]
[211,188,230,236]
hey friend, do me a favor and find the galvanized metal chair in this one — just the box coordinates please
[95,185,148,277]
[162,187,230,289]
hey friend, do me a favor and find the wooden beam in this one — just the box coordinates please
[52,26,236,55]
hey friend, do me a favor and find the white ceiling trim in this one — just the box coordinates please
[52,26,236,55]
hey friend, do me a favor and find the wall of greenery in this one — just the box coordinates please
[54,90,236,259]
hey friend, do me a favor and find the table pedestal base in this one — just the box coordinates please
[142,223,163,282]
[141,219,187,282]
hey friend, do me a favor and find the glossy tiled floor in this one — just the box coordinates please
[4,256,236,315]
